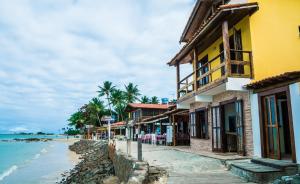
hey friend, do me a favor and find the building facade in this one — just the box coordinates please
[167,0,300,158]
[125,103,169,140]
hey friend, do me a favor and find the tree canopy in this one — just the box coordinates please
[67,81,165,130]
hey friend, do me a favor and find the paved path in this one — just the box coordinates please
[115,141,254,184]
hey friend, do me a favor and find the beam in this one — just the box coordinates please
[193,49,198,92]
[222,20,231,76]
[176,62,180,99]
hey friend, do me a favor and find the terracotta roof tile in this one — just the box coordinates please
[111,121,125,127]
[246,71,300,89]
[127,103,169,110]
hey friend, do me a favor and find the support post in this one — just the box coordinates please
[172,115,176,146]
[176,62,180,99]
[137,138,142,161]
[108,120,111,143]
[193,49,197,91]
[222,21,231,76]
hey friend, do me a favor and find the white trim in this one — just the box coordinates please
[195,95,212,102]
[289,83,300,164]
[250,92,262,157]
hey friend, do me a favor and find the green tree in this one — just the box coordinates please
[140,96,150,103]
[151,96,159,104]
[88,97,106,126]
[124,83,141,103]
[111,89,126,121]
[97,81,115,117]
[68,111,85,129]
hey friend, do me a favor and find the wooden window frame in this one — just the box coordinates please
[258,86,297,162]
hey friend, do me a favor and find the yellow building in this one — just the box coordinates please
[167,0,300,160]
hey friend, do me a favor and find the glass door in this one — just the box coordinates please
[263,95,281,159]
[235,100,244,155]
[212,106,222,151]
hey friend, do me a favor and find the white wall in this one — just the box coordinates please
[228,0,248,4]
[289,83,300,163]
[250,92,262,157]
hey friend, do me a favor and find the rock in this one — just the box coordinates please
[102,176,120,184]
[274,174,300,184]
[12,138,53,142]
[59,140,116,184]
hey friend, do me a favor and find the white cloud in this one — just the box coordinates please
[0,0,195,133]
[9,127,29,133]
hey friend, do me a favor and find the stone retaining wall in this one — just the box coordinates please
[109,144,149,184]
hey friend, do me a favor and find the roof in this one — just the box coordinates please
[168,2,258,66]
[139,107,189,125]
[111,121,126,127]
[246,71,300,90]
[180,0,207,43]
[126,103,169,110]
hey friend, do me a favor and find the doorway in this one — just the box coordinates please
[261,91,293,160]
[212,100,244,154]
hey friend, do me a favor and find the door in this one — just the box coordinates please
[212,106,222,152]
[263,95,281,159]
[235,100,245,155]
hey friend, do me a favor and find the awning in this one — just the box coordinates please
[137,116,169,125]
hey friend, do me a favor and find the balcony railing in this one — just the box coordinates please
[178,50,253,98]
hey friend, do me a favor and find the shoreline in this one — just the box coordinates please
[0,138,82,183]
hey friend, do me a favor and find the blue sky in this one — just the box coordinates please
[0,0,194,133]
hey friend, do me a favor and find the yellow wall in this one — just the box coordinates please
[249,0,300,80]
[196,16,252,82]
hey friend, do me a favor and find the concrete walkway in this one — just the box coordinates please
[115,141,255,184]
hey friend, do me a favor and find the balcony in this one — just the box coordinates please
[178,49,253,99]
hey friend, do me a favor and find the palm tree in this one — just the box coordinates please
[111,89,126,121]
[124,83,141,103]
[151,96,159,104]
[97,81,115,117]
[140,96,150,104]
[68,111,85,129]
[89,97,105,126]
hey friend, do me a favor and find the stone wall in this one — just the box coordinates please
[111,149,149,184]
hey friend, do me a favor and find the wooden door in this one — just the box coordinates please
[263,95,281,159]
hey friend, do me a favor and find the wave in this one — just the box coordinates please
[34,153,41,159]
[0,165,18,181]
[41,148,48,153]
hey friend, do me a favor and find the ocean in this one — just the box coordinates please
[0,134,78,184]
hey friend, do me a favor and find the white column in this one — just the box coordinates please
[289,83,300,164]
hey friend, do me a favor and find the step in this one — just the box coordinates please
[251,158,298,170]
[230,161,283,183]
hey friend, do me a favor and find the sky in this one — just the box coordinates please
[0,0,195,134]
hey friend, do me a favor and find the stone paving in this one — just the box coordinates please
[115,141,255,184]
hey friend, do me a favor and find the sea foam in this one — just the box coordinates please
[0,165,18,181]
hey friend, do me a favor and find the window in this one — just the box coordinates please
[190,112,196,137]
[195,109,208,139]
[197,55,210,87]
[230,29,244,74]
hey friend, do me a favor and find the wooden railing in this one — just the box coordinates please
[178,71,195,98]
[177,50,253,98]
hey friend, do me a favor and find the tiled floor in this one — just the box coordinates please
[115,141,255,184]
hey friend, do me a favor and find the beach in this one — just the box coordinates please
[0,135,80,184]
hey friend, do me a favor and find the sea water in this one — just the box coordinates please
[0,134,77,184]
